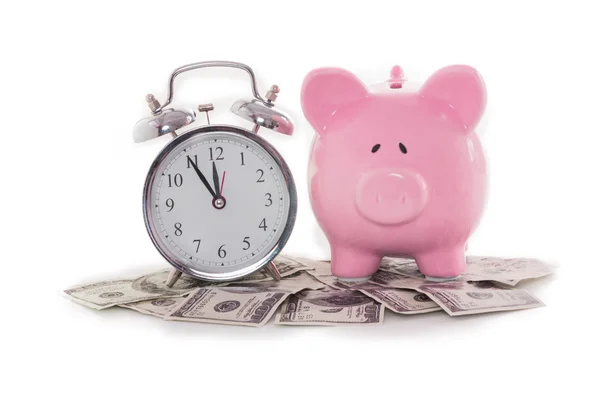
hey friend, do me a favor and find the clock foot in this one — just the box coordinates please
[266,261,281,281]
[165,269,182,288]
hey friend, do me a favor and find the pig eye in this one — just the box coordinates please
[371,144,381,153]
[399,143,407,154]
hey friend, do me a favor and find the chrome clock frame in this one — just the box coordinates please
[142,124,297,282]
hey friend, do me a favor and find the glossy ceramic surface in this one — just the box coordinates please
[302,65,488,280]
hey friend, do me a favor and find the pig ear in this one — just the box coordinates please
[419,65,487,132]
[301,68,370,134]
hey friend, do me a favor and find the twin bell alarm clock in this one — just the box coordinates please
[133,61,297,287]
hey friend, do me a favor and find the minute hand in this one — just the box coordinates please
[212,161,221,196]
[188,157,218,199]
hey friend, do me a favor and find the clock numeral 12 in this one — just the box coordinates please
[210,147,224,161]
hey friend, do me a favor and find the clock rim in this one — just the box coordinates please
[142,124,297,282]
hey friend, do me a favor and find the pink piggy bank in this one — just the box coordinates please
[302,65,487,281]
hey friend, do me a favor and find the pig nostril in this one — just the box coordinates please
[375,194,380,204]
[399,143,407,154]
[371,144,381,153]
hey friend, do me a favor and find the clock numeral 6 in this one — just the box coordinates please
[265,193,272,207]
[193,239,201,253]
[218,244,227,258]
[166,198,174,212]
[243,237,251,250]
[259,218,267,231]
[256,169,265,183]
[168,173,183,187]
[174,222,183,236]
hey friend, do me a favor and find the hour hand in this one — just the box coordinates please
[188,156,217,199]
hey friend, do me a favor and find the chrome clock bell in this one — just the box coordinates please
[133,61,297,287]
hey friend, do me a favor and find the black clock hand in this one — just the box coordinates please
[212,162,221,198]
[188,157,217,199]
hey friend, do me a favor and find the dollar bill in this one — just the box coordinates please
[66,255,549,323]
[381,256,554,285]
[166,287,290,327]
[119,297,187,317]
[369,273,545,316]
[358,287,441,314]
[64,256,316,310]
[416,280,545,316]
[64,269,200,310]
[305,269,354,289]
[275,287,384,326]
[302,260,423,291]
[297,258,373,289]
[165,272,325,326]
[294,259,545,317]
[462,256,555,285]
[217,255,315,286]
[297,259,439,313]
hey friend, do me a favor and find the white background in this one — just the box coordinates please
[1,1,599,399]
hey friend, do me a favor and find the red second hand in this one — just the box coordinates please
[220,171,226,197]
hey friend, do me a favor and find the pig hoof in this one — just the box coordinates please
[425,275,461,282]
[337,276,371,283]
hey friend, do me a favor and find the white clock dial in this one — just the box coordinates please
[144,127,294,280]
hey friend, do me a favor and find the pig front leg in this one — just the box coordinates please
[415,245,467,280]
[330,245,381,282]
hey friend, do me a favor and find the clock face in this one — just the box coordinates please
[144,127,295,280]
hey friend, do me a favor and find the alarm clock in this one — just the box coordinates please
[133,61,297,287]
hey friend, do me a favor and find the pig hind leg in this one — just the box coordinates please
[330,246,381,282]
[414,245,467,279]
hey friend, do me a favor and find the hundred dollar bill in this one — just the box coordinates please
[296,260,545,316]
[305,270,355,289]
[64,269,200,310]
[462,256,554,285]
[300,261,440,314]
[416,280,545,316]
[165,272,325,326]
[294,258,366,287]
[165,287,291,327]
[275,288,384,326]
[300,259,424,291]
[381,256,554,285]
[218,255,315,286]
[366,269,544,316]
[119,297,187,317]
[358,287,441,314]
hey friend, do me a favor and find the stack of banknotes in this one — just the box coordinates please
[63,255,554,326]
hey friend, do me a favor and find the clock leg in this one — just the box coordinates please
[266,261,281,281]
[165,269,182,288]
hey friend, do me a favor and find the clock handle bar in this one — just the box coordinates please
[153,61,267,114]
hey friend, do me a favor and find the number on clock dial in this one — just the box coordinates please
[168,173,183,187]
[154,136,287,268]
[210,147,224,161]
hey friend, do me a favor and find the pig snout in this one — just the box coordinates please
[355,169,428,225]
